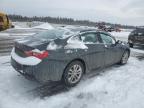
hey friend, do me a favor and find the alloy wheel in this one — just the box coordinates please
[67,64,83,84]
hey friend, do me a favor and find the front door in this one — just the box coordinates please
[99,32,120,66]
[80,32,105,70]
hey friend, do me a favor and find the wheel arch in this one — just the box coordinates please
[72,58,86,74]
[63,58,87,76]
[61,58,86,86]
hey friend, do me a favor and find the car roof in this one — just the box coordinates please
[57,27,112,39]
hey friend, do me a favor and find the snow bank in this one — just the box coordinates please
[12,22,29,28]
[0,33,10,36]
[33,23,54,30]
[0,33,35,37]
[13,25,32,30]
[13,22,45,29]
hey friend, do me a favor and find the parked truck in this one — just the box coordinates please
[0,12,13,31]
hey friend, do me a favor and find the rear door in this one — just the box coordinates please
[80,32,105,71]
[99,32,121,66]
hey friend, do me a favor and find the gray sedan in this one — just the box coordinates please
[11,28,130,87]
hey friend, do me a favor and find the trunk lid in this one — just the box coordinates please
[14,37,51,57]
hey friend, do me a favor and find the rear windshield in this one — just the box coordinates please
[34,29,72,40]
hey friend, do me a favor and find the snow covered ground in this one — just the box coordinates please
[0,54,144,108]
[110,31,130,42]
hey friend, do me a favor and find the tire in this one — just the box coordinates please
[120,51,129,65]
[62,61,84,87]
[129,43,133,48]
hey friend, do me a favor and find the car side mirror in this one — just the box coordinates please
[115,40,122,45]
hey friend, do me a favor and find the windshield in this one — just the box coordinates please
[33,29,72,40]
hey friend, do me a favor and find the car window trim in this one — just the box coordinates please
[99,32,116,45]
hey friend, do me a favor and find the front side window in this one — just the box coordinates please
[80,33,99,44]
[100,33,115,44]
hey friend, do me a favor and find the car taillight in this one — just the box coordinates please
[25,51,33,56]
[25,50,49,59]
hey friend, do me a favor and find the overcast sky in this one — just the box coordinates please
[0,0,144,26]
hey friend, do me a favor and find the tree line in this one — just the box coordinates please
[8,14,136,29]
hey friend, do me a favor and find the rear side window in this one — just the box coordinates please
[80,33,99,44]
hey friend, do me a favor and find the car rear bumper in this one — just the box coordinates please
[11,49,67,83]
[11,48,42,66]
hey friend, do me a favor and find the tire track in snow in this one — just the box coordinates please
[27,82,69,98]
